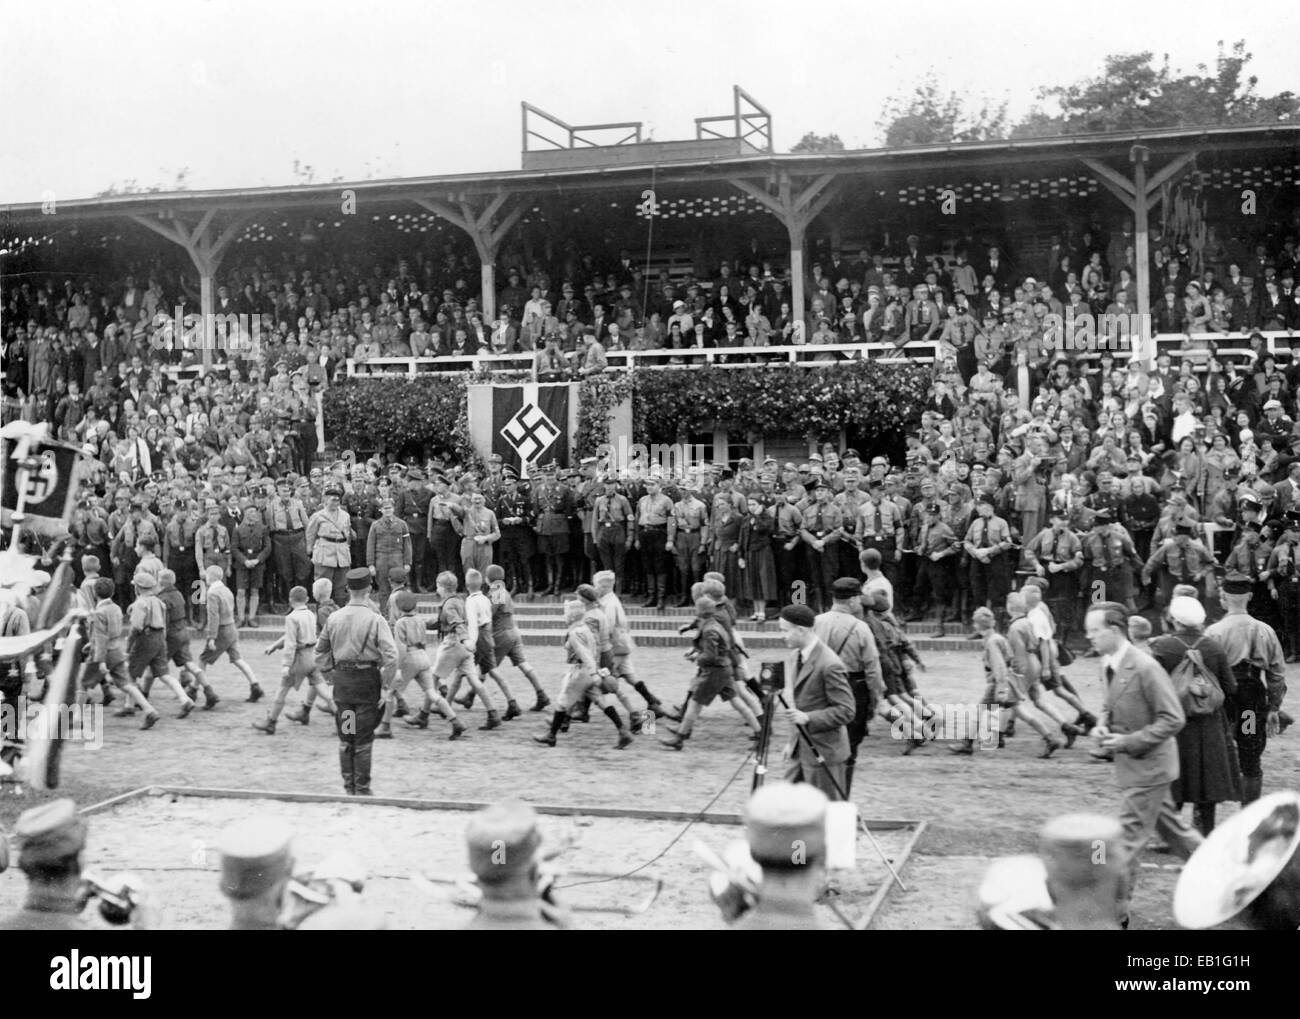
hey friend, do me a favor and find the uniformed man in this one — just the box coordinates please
[771,487,806,604]
[668,484,709,607]
[163,499,201,623]
[456,491,500,578]
[427,474,464,590]
[1142,522,1216,609]
[215,818,294,930]
[395,467,433,591]
[366,497,411,614]
[1263,512,1300,661]
[494,470,535,594]
[315,568,399,795]
[799,481,844,614]
[1206,573,1289,805]
[344,468,378,575]
[194,499,233,590]
[592,475,633,590]
[856,480,905,589]
[963,494,1015,626]
[814,578,884,795]
[233,503,271,627]
[575,456,603,581]
[730,782,831,930]
[463,803,572,929]
[531,462,573,595]
[1080,507,1140,619]
[267,476,312,611]
[0,800,102,930]
[1024,508,1085,647]
[633,474,674,609]
[307,484,353,605]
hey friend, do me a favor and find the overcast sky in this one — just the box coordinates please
[3,0,1299,205]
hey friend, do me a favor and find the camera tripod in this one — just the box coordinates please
[748,667,907,893]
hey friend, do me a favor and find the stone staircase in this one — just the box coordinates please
[232,593,982,652]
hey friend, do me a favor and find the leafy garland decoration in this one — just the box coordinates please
[576,372,635,459]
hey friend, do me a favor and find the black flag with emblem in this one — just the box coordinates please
[487,383,572,479]
[1,438,85,536]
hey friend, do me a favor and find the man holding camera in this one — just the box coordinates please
[0,799,150,930]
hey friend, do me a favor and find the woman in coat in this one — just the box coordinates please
[1148,596,1241,836]
[737,497,777,621]
[710,495,743,605]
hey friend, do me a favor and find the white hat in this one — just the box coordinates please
[1263,399,1282,410]
[1168,596,1205,628]
[673,300,685,309]
[1174,791,1300,929]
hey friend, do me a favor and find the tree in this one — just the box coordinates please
[1025,41,1298,135]
[791,132,845,153]
[877,73,1008,147]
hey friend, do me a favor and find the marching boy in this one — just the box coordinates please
[395,589,467,739]
[253,586,337,734]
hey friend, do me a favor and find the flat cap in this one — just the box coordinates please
[131,572,157,592]
[745,782,828,867]
[466,802,542,884]
[217,818,294,900]
[15,799,87,867]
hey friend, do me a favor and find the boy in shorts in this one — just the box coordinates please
[127,573,196,720]
[533,599,633,749]
[432,571,500,730]
[87,577,156,726]
[396,590,467,739]
[252,586,336,734]
[200,565,264,703]
[158,568,218,708]
[288,578,336,725]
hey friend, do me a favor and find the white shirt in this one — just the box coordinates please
[864,574,893,611]
[1102,638,1132,679]
[1027,602,1055,641]
[465,591,491,641]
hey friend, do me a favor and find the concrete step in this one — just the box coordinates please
[210,622,982,654]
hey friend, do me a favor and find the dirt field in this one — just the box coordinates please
[2,636,1297,930]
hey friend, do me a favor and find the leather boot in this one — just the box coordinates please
[340,744,355,795]
[531,691,551,712]
[353,744,373,795]
[285,705,309,725]
[503,700,522,721]
[404,710,430,729]
[479,709,502,731]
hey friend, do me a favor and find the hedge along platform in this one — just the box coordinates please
[1,786,923,930]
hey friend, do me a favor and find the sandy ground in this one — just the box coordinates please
[2,636,1296,930]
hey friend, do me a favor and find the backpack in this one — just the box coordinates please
[1169,637,1225,718]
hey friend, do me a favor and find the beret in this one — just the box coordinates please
[780,605,816,627]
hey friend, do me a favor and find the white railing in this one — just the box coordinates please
[343,330,1295,379]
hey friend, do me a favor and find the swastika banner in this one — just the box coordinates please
[467,383,578,479]
[1,438,87,536]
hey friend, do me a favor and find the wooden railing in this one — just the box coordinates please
[344,331,1295,379]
